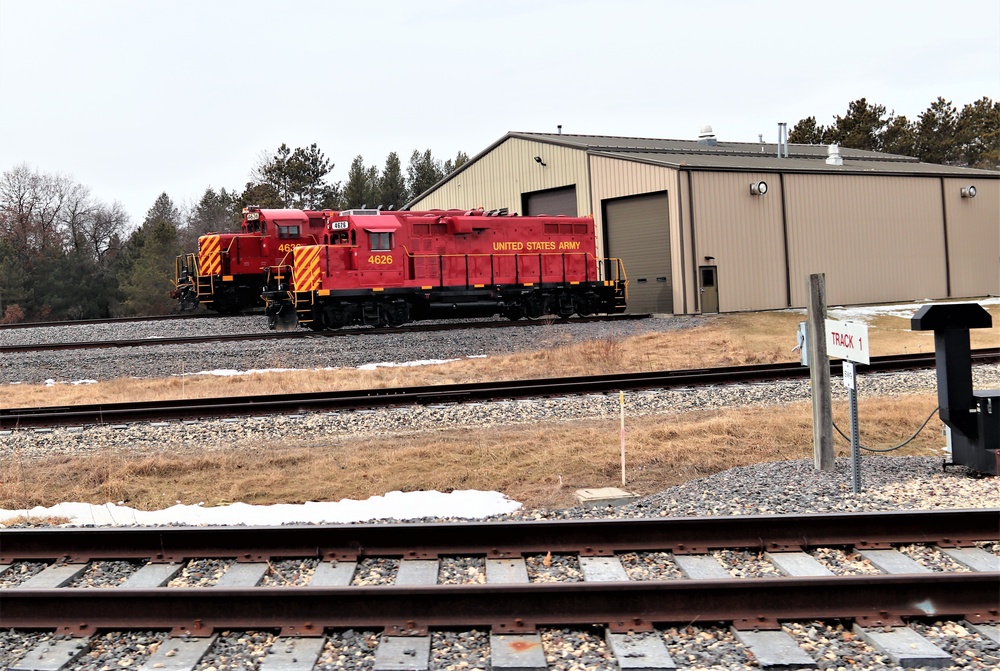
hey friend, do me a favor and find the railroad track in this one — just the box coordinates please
[0,313,648,353]
[1,510,997,670]
[0,311,235,331]
[2,349,998,430]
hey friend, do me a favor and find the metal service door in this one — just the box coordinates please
[699,265,719,313]
[603,192,671,314]
[523,186,578,216]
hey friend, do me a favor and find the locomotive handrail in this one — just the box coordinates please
[403,249,597,288]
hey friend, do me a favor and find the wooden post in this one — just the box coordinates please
[807,273,834,470]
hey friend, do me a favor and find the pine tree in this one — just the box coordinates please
[117,193,182,315]
[377,152,408,210]
[914,97,960,165]
[342,156,380,209]
[406,149,444,200]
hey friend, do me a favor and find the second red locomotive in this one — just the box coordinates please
[262,208,627,329]
[172,207,329,313]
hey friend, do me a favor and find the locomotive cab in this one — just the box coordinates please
[174,206,328,314]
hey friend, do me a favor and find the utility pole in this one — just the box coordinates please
[807,273,834,470]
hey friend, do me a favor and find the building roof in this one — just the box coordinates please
[407,131,998,206]
[511,131,913,162]
[591,150,1000,176]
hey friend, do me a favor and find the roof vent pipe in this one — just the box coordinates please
[826,144,844,166]
[777,122,789,158]
[697,125,717,146]
[557,124,562,134]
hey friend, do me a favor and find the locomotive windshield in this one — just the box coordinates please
[245,211,262,233]
[326,219,353,245]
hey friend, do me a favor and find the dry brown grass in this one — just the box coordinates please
[1,394,946,512]
[1,303,995,516]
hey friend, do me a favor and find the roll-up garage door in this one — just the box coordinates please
[603,191,671,314]
[523,186,577,216]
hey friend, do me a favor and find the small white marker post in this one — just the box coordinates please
[842,360,861,492]
[826,319,870,493]
[620,391,626,485]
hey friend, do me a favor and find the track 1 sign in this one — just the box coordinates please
[825,319,870,364]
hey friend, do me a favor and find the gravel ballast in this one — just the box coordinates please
[0,315,701,384]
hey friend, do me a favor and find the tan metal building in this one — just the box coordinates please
[407,132,999,314]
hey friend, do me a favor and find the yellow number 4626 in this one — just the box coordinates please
[367,254,393,265]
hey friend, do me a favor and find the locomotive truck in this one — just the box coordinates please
[172,207,329,313]
[261,208,628,330]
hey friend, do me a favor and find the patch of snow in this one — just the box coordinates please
[183,367,308,377]
[357,358,459,370]
[786,297,998,324]
[0,490,522,527]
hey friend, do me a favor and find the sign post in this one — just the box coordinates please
[807,275,834,471]
[826,319,870,493]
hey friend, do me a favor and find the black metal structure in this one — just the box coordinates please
[912,303,998,475]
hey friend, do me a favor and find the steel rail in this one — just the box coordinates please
[3,573,996,635]
[0,314,650,353]
[2,510,996,563]
[2,349,997,429]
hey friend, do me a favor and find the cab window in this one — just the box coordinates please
[278,225,300,239]
[369,232,392,251]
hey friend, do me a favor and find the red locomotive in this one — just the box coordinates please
[261,208,628,330]
[172,207,329,313]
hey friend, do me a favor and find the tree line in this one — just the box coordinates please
[789,96,999,168]
[0,148,468,321]
[2,95,995,322]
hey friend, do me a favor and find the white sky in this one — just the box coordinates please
[1,0,998,226]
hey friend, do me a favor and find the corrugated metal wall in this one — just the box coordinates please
[784,174,948,306]
[689,171,788,312]
[942,177,1000,298]
[409,138,590,217]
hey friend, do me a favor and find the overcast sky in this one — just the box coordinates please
[1,0,998,227]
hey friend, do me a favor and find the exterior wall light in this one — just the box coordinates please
[750,181,768,196]
[960,186,977,198]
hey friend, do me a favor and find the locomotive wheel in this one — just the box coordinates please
[322,307,348,330]
[384,302,410,327]
[556,294,575,318]
[502,304,525,321]
[524,296,545,319]
[575,292,598,317]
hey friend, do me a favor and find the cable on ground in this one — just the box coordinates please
[832,406,940,453]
